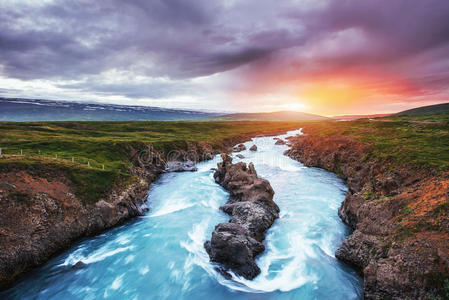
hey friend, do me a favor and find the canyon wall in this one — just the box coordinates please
[285,133,449,299]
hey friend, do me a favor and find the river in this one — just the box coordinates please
[2,129,362,299]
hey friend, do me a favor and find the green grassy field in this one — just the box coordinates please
[0,121,304,203]
[302,114,449,170]
[1,115,447,203]
[0,121,306,165]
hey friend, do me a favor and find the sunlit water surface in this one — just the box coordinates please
[2,129,362,299]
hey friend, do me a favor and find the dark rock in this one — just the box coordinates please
[205,154,279,280]
[236,154,245,159]
[249,145,257,151]
[216,267,233,280]
[233,144,246,152]
[205,223,263,279]
[71,261,87,270]
[275,139,286,145]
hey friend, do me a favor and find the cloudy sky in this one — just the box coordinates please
[1,0,449,115]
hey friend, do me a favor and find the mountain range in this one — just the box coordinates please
[210,110,329,121]
[1,97,447,122]
[0,98,221,121]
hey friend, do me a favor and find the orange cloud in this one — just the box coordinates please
[228,60,449,116]
[285,69,422,115]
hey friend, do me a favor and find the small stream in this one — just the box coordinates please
[2,129,362,299]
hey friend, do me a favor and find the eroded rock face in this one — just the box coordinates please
[249,145,257,151]
[204,154,279,279]
[0,167,154,289]
[0,141,215,290]
[285,133,449,299]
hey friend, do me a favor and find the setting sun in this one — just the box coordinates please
[280,102,307,112]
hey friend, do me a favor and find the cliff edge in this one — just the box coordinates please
[285,133,449,299]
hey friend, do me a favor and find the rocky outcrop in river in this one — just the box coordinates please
[285,133,449,299]
[275,139,286,145]
[204,154,279,279]
[233,143,246,152]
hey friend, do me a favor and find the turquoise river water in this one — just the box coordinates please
[2,129,362,299]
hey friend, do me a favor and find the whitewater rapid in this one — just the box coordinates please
[1,129,362,299]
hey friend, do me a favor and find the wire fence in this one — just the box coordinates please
[0,147,107,171]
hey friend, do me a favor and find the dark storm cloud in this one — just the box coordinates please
[1,0,449,100]
[290,0,449,64]
[57,80,197,99]
[0,0,293,80]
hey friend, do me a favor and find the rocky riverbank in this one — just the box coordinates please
[285,132,449,299]
[204,154,279,279]
[0,144,168,290]
[0,128,297,290]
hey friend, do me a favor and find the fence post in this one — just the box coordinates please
[72,157,74,163]
[20,149,23,155]
[87,161,90,167]
[55,154,58,159]
[38,150,41,155]
[102,164,104,170]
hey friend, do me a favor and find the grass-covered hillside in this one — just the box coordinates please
[395,102,449,116]
[303,113,449,170]
[208,110,328,121]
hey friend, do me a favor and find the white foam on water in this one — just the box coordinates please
[139,266,150,275]
[111,275,124,290]
[181,128,353,294]
[61,245,134,266]
[125,255,135,264]
[148,201,195,217]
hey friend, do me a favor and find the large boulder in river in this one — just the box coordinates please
[233,144,246,152]
[275,139,286,145]
[204,223,264,279]
[71,261,87,270]
[249,145,257,151]
[205,154,279,279]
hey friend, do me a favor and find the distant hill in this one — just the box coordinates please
[212,111,328,121]
[332,113,391,120]
[395,102,449,116]
[0,97,221,121]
